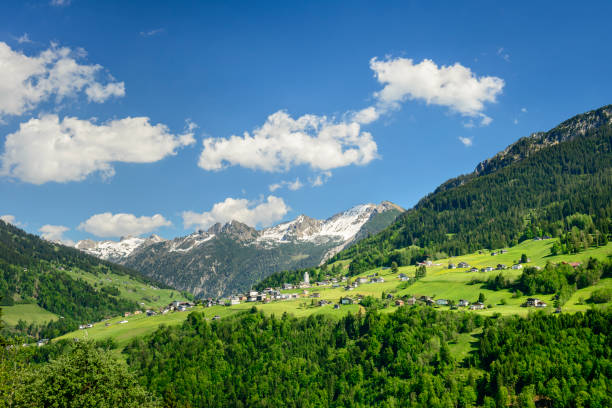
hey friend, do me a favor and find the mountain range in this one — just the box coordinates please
[75,201,403,297]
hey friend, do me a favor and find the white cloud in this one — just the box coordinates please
[497,47,510,62]
[521,107,527,113]
[78,213,172,238]
[458,136,473,147]
[1,114,195,184]
[0,214,20,226]
[309,171,332,187]
[199,110,378,172]
[140,28,165,37]
[39,224,74,246]
[351,106,380,124]
[513,119,519,125]
[269,177,303,192]
[198,56,502,175]
[182,195,289,230]
[50,0,71,6]
[85,82,126,103]
[0,41,124,118]
[369,57,504,124]
[16,33,32,44]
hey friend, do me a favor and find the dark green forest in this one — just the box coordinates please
[329,109,612,275]
[123,307,611,407]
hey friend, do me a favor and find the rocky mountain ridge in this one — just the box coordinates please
[75,201,403,297]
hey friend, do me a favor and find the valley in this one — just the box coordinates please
[54,238,612,351]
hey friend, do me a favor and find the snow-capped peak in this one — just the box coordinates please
[75,234,166,263]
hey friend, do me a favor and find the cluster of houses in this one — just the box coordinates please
[447,261,524,272]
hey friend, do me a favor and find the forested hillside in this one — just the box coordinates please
[124,307,612,407]
[332,105,612,274]
[0,220,170,338]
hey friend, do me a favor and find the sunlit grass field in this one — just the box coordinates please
[53,238,612,352]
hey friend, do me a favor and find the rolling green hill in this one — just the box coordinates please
[0,220,188,340]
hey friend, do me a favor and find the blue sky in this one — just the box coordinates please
[0,0,610,243]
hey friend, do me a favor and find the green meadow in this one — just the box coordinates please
[54,238,612,351]
[2,304,59,326]
[3,267,189,330]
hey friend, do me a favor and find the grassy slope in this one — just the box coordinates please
[64,268,188,310]
[3,267,189,329]
[2,304,59,326]
[54,239,612,353]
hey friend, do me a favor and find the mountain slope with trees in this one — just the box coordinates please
[330,105,612,274]
[0,220,172,339]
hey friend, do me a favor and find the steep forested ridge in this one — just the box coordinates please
[124,307,612,407]
[332,105,612,274]
[0,220,167,338]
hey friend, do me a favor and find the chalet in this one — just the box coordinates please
[395,299,405,306]
[124,312,131,317]
[469,267,479,273]
[249,290,258,297]
[177,305,188,311]
[332,283,341,288]
[37,339,49,347]
[247,296,257,302]
[230,297,240,305]
[524,298,547,308]
[133,310,142,315]
[458,262,470,268]
[212,315,221,320]
[282,283,294,290]
[435,299,449,306]
[119,320,128,324]
[448,263,456,269]
[331,278,338,283]
[239,295,248,301]
[370,277,385,283]
[511,264,523,270]
[418,295,434,305]
[398,273,409,281]
[496,264,507,270]
[146,310,156,316]
[334,304,341,309]
[469,302,485,310]
[345,286,354,291]
[386,293,394,299]
[491,252,497,256]
[341,297,354,305]
[172,300,181,308]
[417,260,433,267]
[318,300,330,306]
[500,249,508,254]
[356,277,368,284]
[405,296,417,306]
[458,299,470,307]
[341,276,348,282]
[483,266,494,272]
[256,294,267,301]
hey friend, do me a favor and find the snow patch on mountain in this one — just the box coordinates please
[75,234,165,262]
